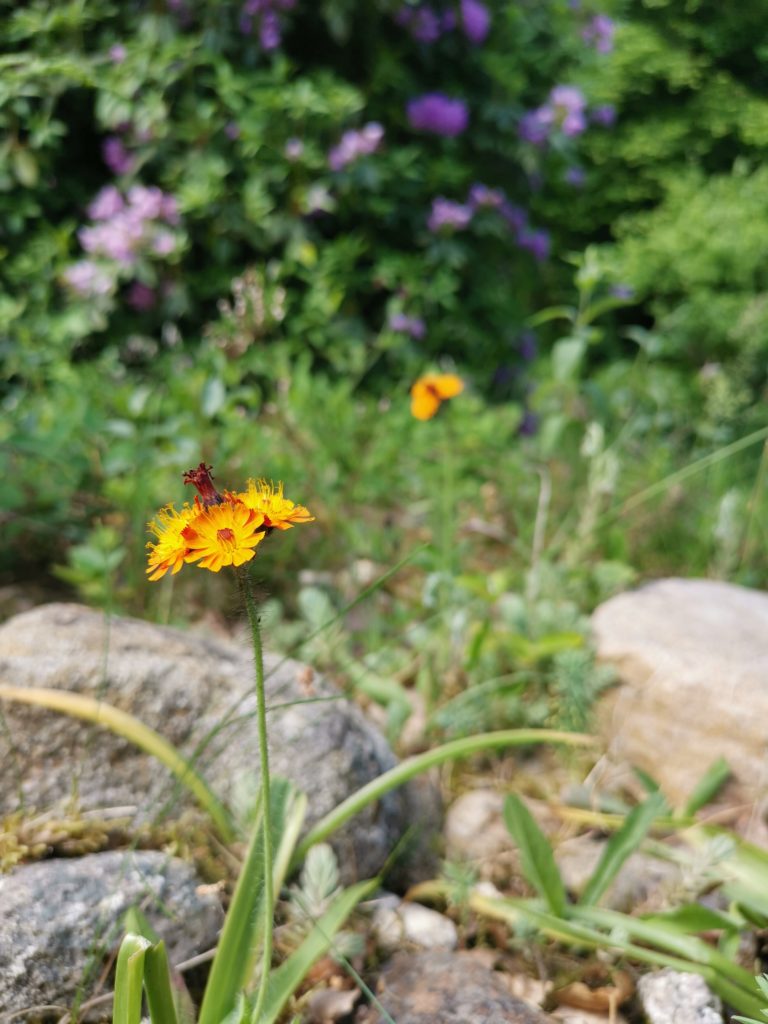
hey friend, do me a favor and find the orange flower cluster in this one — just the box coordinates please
[146,463,314,580]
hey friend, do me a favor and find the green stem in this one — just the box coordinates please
[292,728,593,867]
[238,569,274,1022]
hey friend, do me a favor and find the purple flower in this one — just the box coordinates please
[518,108,553,145]
[396,5,443,43]
[260,10,281,49]
[519,330,537,361]
[328,122,384,171]
[460,0,491,44]
[582,14,615,54]
[151,230,177,256]
[285,137,304,160]
[468,183,504,209]
[127,184,165,220]
[518,229,550,262]
[407,93,469,137]
[62,260,115,298]
[127,281,157,311]
[609,284,635,300]
[388,312,427,339]
[500,201,528,232]
[87,185,124,221]
[427,197,473,232]
[225,121,241,140]
[518,409,539,437]
[564,165,586,187]
[109,44,127,63]
[549,85,586,114]
[591,103,617,126]
[160,194,180,225]
[102,136,134,175]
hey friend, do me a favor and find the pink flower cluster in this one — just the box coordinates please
[328,123,384,171]
[582,13,615,54]
[519,85,588,145]
[79,185,179,266]
[63,185,182,301]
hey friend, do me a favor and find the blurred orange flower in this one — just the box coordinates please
[410,373,464,420]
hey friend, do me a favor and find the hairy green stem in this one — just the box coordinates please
[238,569,274,1022]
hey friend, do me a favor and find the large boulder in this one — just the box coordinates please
[592,578,768,806]
[0,603,437,883]
[0,849,222,1018]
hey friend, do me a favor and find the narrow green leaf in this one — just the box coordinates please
[0,684,236,842]
[580,790,667,906]
[259,878,378,1024]
[144,941,180,1024]
[470,892,767,1018]
[641,903,739,935]
[198,779,307,1024]
[682,757,731,817]
[113,934,151,1024]
[293,729,593,867]
[502,794,566,916]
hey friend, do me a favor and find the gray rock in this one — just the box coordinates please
[444,790,517,883]
[0,849,222,1018]
[371,894,458,953]
[637,968,722,1024]
[360,951,554,1023]
[0,603,438,883]
[592,579,768,806]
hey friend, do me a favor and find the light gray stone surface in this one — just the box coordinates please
[371,894,458,953]
[592,578,768,806]
[0,603,437,883]
[0,849,222,1018]
[637,968,722,1024]
[359,951,555,1024]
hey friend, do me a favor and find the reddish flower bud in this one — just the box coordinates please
[183,462,223,506]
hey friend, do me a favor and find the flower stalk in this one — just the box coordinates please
[237,566,274,1020]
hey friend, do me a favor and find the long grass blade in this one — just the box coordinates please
[292,728,593,866]
[0,683,236,842]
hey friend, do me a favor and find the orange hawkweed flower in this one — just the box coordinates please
[410,373,464,420]
[182,501,266,572]
[146,464,314,580]
[234,479,315,531]
[146,503,198,581]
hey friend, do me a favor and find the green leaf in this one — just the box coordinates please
[682,757,731,817]
[198,778,307,1024]
[113,934,151,1024]
[144,941,180,1024]
[641,903,739,935]
[202,376,226,418]
[580,790,667,906]
[552,336,587,381]
[259,878,378,1024]
[503,794,566,916]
